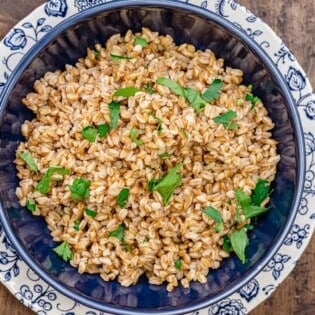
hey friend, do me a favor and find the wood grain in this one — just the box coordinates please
[0,1,314,314]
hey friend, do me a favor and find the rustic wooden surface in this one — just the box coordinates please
[0,1,314,314]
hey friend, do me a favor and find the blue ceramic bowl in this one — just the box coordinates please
[0,1,305,314]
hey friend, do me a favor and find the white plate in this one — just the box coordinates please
[0,1,314,314]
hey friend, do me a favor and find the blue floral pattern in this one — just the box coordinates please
[238,279,259,302]
[264,253,290,280]
[284,224,310,249]
[45,0,68,17]
[209,298,247,315]
[0,0,314,314]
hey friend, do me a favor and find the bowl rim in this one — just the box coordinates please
[0,0,306,314]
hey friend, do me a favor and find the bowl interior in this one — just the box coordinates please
[0,2,303,314]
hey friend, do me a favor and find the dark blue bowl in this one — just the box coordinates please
[0,1,305,314]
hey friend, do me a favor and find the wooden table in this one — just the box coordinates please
[0,1,314,314]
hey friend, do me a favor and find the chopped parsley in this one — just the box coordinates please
[19,151,38,172]
[85,208,97,218]
[82,126,98,142]
[73,220,81,231]
[35,166,69,194]
[148,164,183,205]
[70,178,91,201]
[174,259,182,270]
[223,235,232,253]
[52,241,73,262]
[156,77,223,113]
[159,152,171,159]
[109,224,125,241]
[251,179,270,206]
[230,228,249,264]
[117,188,130,208]
[110,54,132,63]
[130,127,143,146]
[97,123,110,138]
[134,36,148,47]
[203,206,224,232]
[213,110,238,130]
[144,83,155,94]
[26,199,36,212]
[150,113,163,134]
[108,101,120,129]
[114,87,141,97]
[245,93,261,108]
[201,79,223,102]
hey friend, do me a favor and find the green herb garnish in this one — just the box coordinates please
[85,208,97,218]
[97,123,110,138]
[130,127,143,146]
[109,224,125,241]
[201,79,223,102]
[156,77,186,97]
[148,164,183,205]
[251,179,270,206]
[245,93,261,108]
[117,188,130,208]
[35,166,69,194]
[223,235,232,253]
[159,152,171,159]
[114,87,141,97]
[203,206,224,232]
[110,54,132,63]
[230,228,249,264]
[52,241,73,262]
[19,151,38,172]
[150,113,163,134]
[70,178,91,201]
[213,110,238,130]
[134,36,148,47]
[174,259,182,270]
[183,87,207,113]
[73,220,81,231]
[82,126,98,142]
[108,101,120,129]
[26,199,36,212]
[181,128,189,138]
[144,83,155,94]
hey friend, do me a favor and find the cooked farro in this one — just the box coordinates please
[15,28,280,291]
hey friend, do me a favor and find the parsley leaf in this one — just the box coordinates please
[108,101,120,129]
[82,126,98,142]
[148,164,183,205]
[117,188,129,208]
[150,113,163,134]
[110,54,132,63]
[109,224,125,241]
[230,228,249,264]
[26,199,36,212]
[245,93,261,108]
[135,36,148,47]
[251,179,270,206]
[85,208,97,218]
[52,241,73,262]
[203,206,224,232]
[70,178,91,200]
[19,151,38,172]
[242,204,268,219]
[201,79,223,102]
[156,77,186,97]
[144,83,155,94]
[147,178,163,191]
[35,166,69,194]
[183,87,207,113]
[159,152,171,159]
[130,127,143,146]
[73,220,81,231]
[97,123,110,138]
[213,110,238,130]
[114,87,141,97]
[223,235,232,253]
[174,259,182,270]
[235,189,251,209]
